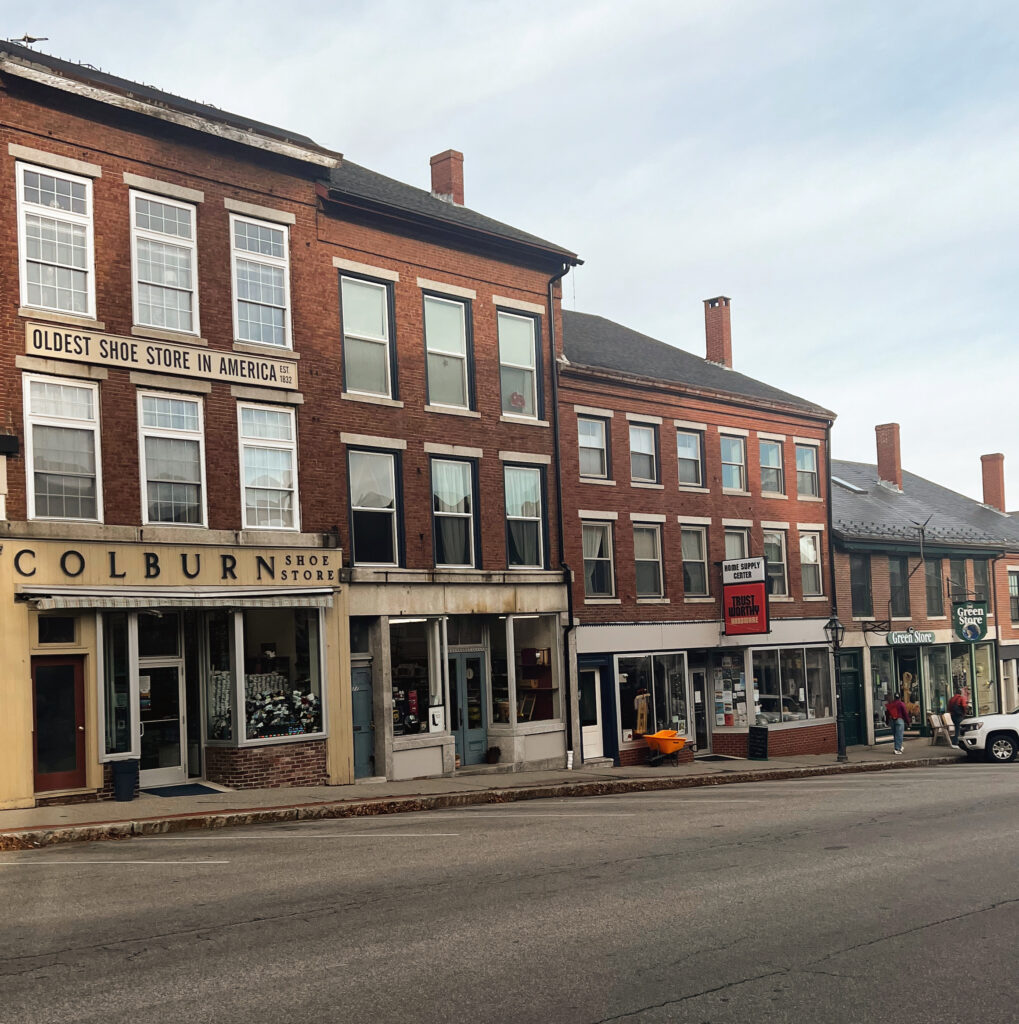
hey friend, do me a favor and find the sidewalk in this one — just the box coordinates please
[0,738,963,849]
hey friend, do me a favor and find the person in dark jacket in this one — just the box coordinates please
[885,693,911,754]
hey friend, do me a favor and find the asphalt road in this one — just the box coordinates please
[3,763,1018,1024]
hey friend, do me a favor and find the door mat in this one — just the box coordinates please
[142,783,226,797]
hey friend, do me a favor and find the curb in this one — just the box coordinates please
[0,754,963,851]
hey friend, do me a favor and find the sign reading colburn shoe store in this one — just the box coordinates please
[953,601,988,642]
[886,628,936,646]
[6,541,338,587]
[25,323,298,390]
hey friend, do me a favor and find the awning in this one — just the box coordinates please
[17,585,334,610]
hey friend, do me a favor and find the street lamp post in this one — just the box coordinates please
[824,616,848,763]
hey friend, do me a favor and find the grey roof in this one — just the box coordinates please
[561,310,834,417]
[0,41,330,153]
[832,459,1019,550]
[326,161,578,260]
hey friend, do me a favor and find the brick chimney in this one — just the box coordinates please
[703,296,732,368]
[875,423,902,491]
[981,453,1006,512]
[430,149,464,206]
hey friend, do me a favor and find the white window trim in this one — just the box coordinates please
[582,520,615,598]
[237,402,300,531]
[681,525,710,597]
[764,529,789,597]
[578,414,609,480]
[676,427,704,487]
[634,522,664,599]
[229,213,292,350]
[349,449,399,567]
[16,161,96,319]
[629,423,658,484]
[799,530,824,597]
[759,437,786,495]
[497,310,538,420]
[505,464,544,569]
[795,443,821,498]
[423,293,471,411]
[575,405,614,418]
[340,274,393,399]
[432,458,475,569]
[129,189,200,337]
[721,434,747,492]
[137,390,208,527]
[23,372,103,522]
[724,526,750,560]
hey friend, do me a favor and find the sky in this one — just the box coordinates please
[5,0,1018,503]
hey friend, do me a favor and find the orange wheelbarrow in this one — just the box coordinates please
[641,729,686,766]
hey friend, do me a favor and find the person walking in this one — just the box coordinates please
[885,692,911,754]
[947,689,969,746]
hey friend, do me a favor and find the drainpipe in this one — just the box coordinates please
[548,260,576,758]
[825,419,848,762]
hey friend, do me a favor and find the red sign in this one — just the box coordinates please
[723,581,769,635]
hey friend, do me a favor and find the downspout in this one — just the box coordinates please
[825,419,848,760]
[548,260,576,758]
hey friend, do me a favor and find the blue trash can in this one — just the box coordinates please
[112,759,139,801]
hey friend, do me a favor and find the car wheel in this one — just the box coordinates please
[985,733,1018,763]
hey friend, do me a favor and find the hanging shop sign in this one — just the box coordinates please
[953,601,988,642]
[886,629,936,646]
[25,323,298,390]
[722,556,769,636]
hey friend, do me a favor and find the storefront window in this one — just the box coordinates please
[491,619,510,723]
[618,655,653,740]
[951,645,972,715]
[652,654,687,733]
[206,611,235,741]
[712,653,748,727]
[514,615,559,722]
[779,649,806,721]
[137,612,180,658]
[973,642,999,715]
[753,646,831,724]
[804,649,832,719]
[350,616,373,655]
[103,611,133,755]
[391,619,442,734]
[753,649,780,723]
[242,608,322,740]
[617,652,692,740]
[926,646,951,714]
[870,648,893,732]
[896,649,921,726]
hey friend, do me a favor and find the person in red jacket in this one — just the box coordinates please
[947,690,969,746]
[885,693,911,754]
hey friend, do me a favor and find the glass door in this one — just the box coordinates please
[139,663,186,788]
[449,650,487,766]
[692,667,710,753]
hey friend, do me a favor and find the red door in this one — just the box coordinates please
[32,656,86,792]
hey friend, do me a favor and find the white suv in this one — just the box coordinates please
[958,710,1019,762]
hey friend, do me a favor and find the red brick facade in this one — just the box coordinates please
[205,741,328,790]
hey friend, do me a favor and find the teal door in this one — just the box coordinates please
[839,652,865,746]
[351,663,374,778]
[449,651,487,766]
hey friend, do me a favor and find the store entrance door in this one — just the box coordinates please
[838,651,865,746]
[139,663,187,788]
[32,655,86,792]
[449,650,486,766]
[351,660,375,778]
[692,668,711,753]
[579,668,603,760]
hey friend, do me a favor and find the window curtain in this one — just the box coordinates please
[433,461,470,564]
[350,451,394,509]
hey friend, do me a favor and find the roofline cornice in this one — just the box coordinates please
[559,359,836,424]
[0,53,341,169]
[832,532,1007,557]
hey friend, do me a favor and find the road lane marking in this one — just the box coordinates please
[0,859,230,865]
[134,832,460,840]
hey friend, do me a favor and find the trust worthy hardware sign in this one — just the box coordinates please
[25,323,298,390]
[953,601,988,642]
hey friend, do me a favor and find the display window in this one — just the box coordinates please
[751,646,832,724]
[971,642,999,716]
[391,618,444,735]
[616,651,689,742]
[870,647,894,734]
[512,615,560,723]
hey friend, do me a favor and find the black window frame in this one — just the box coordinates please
[429,455,481,570]
[421,290,475,411]
[888,555,910,617]
[337,271,399,400]
[495,306,543,421]
[1009,571,1019,622]
[346,445,404,568]
[925,557,944,616]
[850,553,873,617]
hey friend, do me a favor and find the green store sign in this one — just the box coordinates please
[953,601,988,642]
[886,629,936,646]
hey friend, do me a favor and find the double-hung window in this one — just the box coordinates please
[634,524,664,598]
[424,294,471,408]
[432,459,475,567]
[796,444,820,497]
[973,560,989,604]
[850,553,873,616]
[760,440,785,494]
[681,527,709,596]
[889,556,910,616]
[676,430,703,486]
[629,424,657,483]
[582,522,615,597]
[721,435,746,491]
[24,375,102,521]
[764,530,788,596]
[724,527,748,560]
[949,559,967,602]
[130,191,198,334]
[349,450,400,566]
[505,465,543,568]
[925,558,944,616]
[139,392,206,525]
[1010,572,1019,622]
[578,417,609,479]
[17,162,94,317]
[498,311,539,418]
[799,531,823,596]
[231,215,291,347]
[238,404,298,529]
[340,275,394,397]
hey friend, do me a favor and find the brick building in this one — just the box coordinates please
[559,298,839,763]
[831,425,1019,746]
[0,42,578,809]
